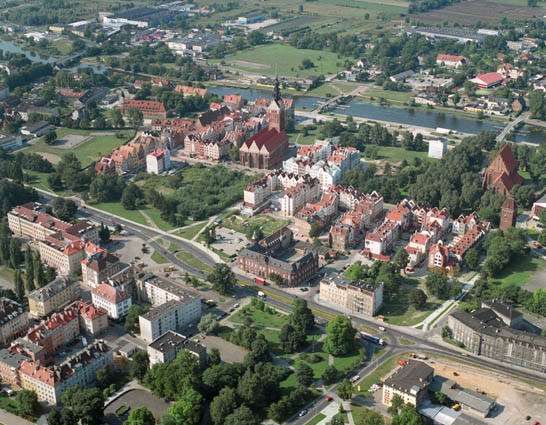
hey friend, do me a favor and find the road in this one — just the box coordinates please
[36,189,546,421]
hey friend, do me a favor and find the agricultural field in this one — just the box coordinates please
[216,43,347,78]
[24,128,134,167]
[416,0,545,24]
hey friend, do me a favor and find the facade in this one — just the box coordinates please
[448,306,546,372]
[28,277,80,318]
[139,299,202,343]
[0,298,29,345]
[81,248,127,289]
[364,219,400,257]
[73,300,109,335]
[319,276,383,317]
[38,237,85,276]
[436,54,467,68]
[25,307,80,356]
[147,330,207,366]
[136,274,199,307]
[146,148,171,174]
[237,227,319,287]
[483,144,523,196]
[499,196,517,230]
[532,193,546,220]
[428,138,448,159]
[382,360,434,407]
[91,283,132,319]
[19,340,113,405]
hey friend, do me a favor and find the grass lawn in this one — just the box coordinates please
[52,38,73,55]
[221,214,290,238]
[175,250,214,274]
[0,266,14,284]
[353,354,407,395]
[231,304,289,330]
[378,280,440,326]
[308,81,362,98]
[175,222,208,240]
[141,208,175,232]
[91,202,149,226]
[371,146,428,163]
[217,43,346,78]
[360,87,413,104]
[289,125,321,145]
[492,254,546,287]
[399,338,416,346]
[24,129,134,167]
[151,250,168,264]
[306,413,326,425]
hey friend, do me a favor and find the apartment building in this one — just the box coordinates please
[319,276,384,317]
[38,237,85,276]
[8,203,98,244]
[280,180,320,217]
[147,330,207,366]
[74,300,109,335]
[19,340,113,405]
[0,298,29,345]
[91,283,132,319]
[146,148,171,174]
[81,247,128,289]
[136,274,200,307]
[364,219,400,257]
[382,360,434,407]
[27,277,80,318]
[139,298,202,343]
[329,223,355,252]
[25,307,80,355]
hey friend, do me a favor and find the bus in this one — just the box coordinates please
[360,332,385,346]
[255,277,267,286]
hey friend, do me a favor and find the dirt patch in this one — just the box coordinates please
[416,0,545,24]
[430,356,546,424]
[54,134,92,149]
[230,60,269,70]
[524,265,546,291]
[36,151,61,164]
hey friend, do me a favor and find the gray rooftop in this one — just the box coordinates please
[27,277,76,303]
[430,377,495,415]
[141,299,183,322]
[384,360,434,395]
[149,330,206,356]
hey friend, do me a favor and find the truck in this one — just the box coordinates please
[360,331,385,346]
[255,277,267,286]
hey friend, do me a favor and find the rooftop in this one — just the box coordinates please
[28,277,77,303]
[148,330,206,355]
[0,297,25,325]
[384,360,434,395]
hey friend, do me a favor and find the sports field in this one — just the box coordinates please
[218,44,345,78]
[24,128,134,167]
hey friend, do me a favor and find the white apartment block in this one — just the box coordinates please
[428,138,448,159]
[139,299,202,343]
[91,283,132,319]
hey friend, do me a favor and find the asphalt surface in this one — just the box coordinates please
[37,190,546,422]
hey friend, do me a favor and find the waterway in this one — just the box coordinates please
[207,85,545,144]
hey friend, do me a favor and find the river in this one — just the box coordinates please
[207,85,545,144]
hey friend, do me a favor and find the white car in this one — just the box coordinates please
[298,409,308,417]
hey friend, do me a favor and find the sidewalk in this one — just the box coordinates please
[0,409,34,425]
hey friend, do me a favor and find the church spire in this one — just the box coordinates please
[273,75,281,103]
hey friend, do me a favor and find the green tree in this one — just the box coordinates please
[130,351,150,382]
[127,108,144,128]
[44,130,58,145]
[98,223,111,244]
[198,313,219,334]
[61,386,105,425]
[295,362,314,386]
[210,387,238,425]
[108,108,124,128]
[289,298,315,333]
[409,289,427,310]
[207,263,235,295]
[279,323,306,353]
[52,197,78,221]
[167,386,203,425]
[224,405,258,425]
[321,365,339,385]
[529,90,546,120]
[425,271,450,299]
[14,269,24,301]
[392,247,409,271]
[354,407,385,425]
[122,183,143,210]
[125,304,148,333]
[391,405,422,425]
[337,379,353,400]
[463,247,480,270]
[15,389,39,417]
[126,407,156,425]
[387,394,404,415]
[324,316,356,356]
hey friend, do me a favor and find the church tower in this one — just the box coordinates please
[500,196,517,230]
[267,77,286,132]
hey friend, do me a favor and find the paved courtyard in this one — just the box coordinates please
[104,389,170,425]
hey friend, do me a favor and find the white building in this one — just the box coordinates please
[146,148,171,174]
[136,274,200,307]
[428,138,448,159]
[91,283,132,319]
[139,299,202,343]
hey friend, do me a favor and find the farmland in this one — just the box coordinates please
[216,44,346,78]
[416,0,545,24]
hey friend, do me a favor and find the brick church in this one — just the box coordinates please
[483,144,523,196]
[239,78,289,169]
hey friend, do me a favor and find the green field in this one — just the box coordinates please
[353,354,407,395]
[308,81,362,98]
[218,44,346,78]
[151,250,168,264]
[289,124,321,145]
[24,128,134,167]
[90,202,173,231]
[174,222,208,240]
[221,214,290,237]
[231,304,290,330]
[492,255,546,288]
[175,250,214,274]
[360,87,413,104]
[306,413,327,425]
[371,146,429,163]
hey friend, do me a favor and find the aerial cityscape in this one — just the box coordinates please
[0,1,544,424]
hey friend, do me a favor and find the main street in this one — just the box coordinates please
[36,189,546,399]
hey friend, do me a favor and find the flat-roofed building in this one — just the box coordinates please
[147,330,207,366]
[139,299,201,343]
[319,276,383,317]
[0,298,29,346]
[382,360,434,407]
[136,274,199,307]
[27,277,80,318]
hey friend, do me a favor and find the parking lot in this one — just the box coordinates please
[104,389,170,425]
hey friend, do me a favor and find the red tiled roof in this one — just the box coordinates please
[92,283,129,304]
[122,99,166,114]
[243,127,288,153]
[475,72,504,86]
[436,54,465,63]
